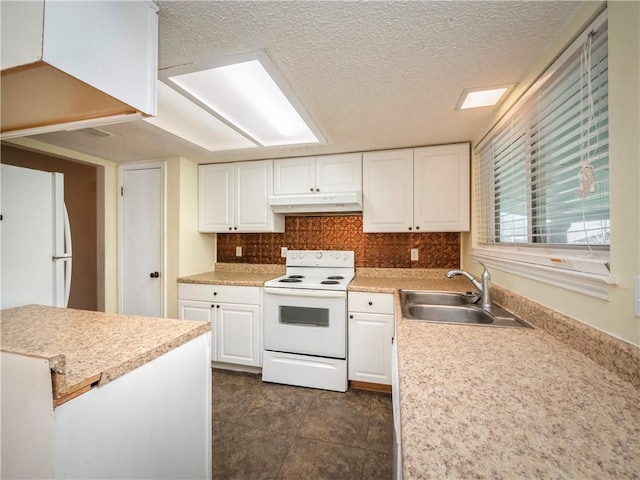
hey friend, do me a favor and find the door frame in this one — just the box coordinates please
[117,161,166,317]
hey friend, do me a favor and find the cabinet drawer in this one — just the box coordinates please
[178,283,260,304]
[348,292,394,314]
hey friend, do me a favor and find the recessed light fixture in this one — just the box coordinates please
[456,84,515,110]
[159,52,322,150]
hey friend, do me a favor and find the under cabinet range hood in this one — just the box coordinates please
[269,192,363,214]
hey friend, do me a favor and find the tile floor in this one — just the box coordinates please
[212,368,394,480]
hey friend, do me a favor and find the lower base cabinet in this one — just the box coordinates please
[179,284,261,367]
[348,292,394,385]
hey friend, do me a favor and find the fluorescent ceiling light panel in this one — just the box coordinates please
[168,59,319,147]
[457,85,514,110]
[145,81,256,151]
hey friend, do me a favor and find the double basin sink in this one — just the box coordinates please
[400,290,531,328]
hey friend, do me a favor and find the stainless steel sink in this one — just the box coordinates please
[400,290,531,328]
[400,290,477,306]
[405,304,493,324]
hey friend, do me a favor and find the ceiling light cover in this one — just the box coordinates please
[457,85,514,110]
[145,82,256,152]
[168,59,320,147]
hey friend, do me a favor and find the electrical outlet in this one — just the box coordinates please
[281,247,288,257]
[410,248,419,261]
[236,246,242,257]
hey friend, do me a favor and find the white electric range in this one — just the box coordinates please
[262,250,354,392]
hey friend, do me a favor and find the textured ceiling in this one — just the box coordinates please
[25,1,585,164]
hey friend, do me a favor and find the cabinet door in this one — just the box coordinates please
[217,303,260,367]
[43,1,158,114]
[178,300,215,361]
[199,164,234,232]
[235,160,283,232]
[273,157,315,195]
[414,144,470,232]
[363,149,414,232]
[315,153,362,193]
[348,312,394,385]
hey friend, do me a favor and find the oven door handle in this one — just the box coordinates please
[263,287,347,298]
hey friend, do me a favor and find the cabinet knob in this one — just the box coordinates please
[213,292,217,296]
[228,227,232,231]
[234,226,238,230]
[368,301,373,306]
[211,304,215,308]
[316,188,320,192]
[216,305,220,309]
[149,271,160,278]
[415,226,420,230]
[349,315,353,319]
[408,226,412,231]
[310,187,314,192]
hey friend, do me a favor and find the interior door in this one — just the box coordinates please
[120,164,163,317]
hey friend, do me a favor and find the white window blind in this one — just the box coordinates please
[476,12,609,250]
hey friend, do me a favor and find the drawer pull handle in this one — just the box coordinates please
[368,301,373,306]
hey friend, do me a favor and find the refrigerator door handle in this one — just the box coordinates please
[63,203,72,257]
[63,257,72,307]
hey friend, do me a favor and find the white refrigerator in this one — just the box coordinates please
[1,164,73,309]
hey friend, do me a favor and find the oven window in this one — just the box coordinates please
[279,305,329,327]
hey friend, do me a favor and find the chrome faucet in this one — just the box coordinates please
[446,262,492,311]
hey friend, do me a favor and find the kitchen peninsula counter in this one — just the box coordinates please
[0,304,210,406]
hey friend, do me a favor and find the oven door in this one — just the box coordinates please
[263,287,346,359]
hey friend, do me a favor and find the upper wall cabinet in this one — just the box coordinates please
[0,0,158,136]
[363,143,470,232]
[199,160,284,233]
[273,153,362,195]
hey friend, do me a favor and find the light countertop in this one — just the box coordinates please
[178,263,284,286]
[0,305,210,406]
[178,265,640,477]
[396,314,640,479]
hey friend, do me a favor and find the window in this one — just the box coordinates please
[474,10,613,298]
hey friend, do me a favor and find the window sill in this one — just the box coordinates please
[471,247,616,300]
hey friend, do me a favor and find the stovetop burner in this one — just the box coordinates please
[263,250,354,291]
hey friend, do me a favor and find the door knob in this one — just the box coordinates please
[149,271,160,278]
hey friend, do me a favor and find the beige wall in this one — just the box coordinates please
[464,2,640,345]
[5,137,119,313]
[165,157,216,319]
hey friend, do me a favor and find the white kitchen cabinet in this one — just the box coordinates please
[363,143,470,232]
[362,149,414,232]
[199,160,284,233]
[413,144,470,231]
[273,153,362,195]
[179,284,262,367]
[348,292,395,385]
[1,0,158,135]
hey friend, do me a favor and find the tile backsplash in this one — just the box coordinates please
[217,215,460,268]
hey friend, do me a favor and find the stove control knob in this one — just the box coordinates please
[315,252,323,259]
[343,252,350,260]
[334,252,341,259]
[291,252,297,259]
